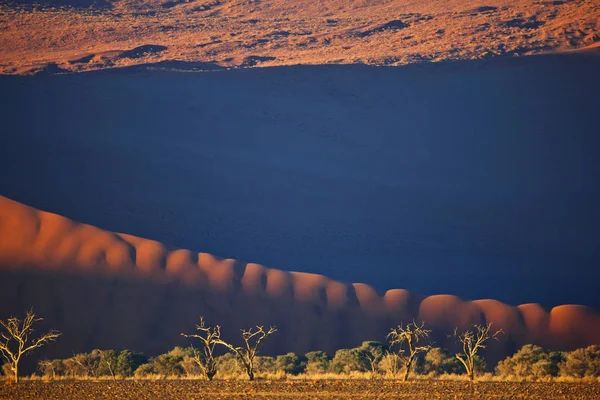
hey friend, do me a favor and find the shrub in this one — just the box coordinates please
[216,353,243,376]
[378,352,401,376]
[2,363,12,378]
[276,353,306,375]
[255,356,277,374]
[560,345,600,378]
[422,348,463,376]
[65,351,101,377]
[150,347,188,377]
[116,350,147,377]
[496,345,562,380]
[305,351,330,374]
[134,363,156,377]
[329,348,369,374]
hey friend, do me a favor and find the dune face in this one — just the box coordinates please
[1,196,599,367]
[2,54,600,309]
[0,0,599,74]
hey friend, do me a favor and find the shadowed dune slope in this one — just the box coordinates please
[2,55,600,308]
[1,196,599,365]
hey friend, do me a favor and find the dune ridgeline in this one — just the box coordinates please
[1,195,599,365]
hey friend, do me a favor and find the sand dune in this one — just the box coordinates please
[1,0,599,74]
[1,196,599,363]
[2,55,600,309]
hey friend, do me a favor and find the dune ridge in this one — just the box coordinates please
[1,195,599,362]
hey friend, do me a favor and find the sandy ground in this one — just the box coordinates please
[1,380,600,400]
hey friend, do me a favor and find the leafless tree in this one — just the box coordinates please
[0,309,61,383]
[181,317,222,381]
[386,320,432,381]
[452,323,504,381]
[216,325,277,381]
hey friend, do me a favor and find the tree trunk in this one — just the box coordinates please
[14,364,19,384]
[403,362,411,382]
[468,368,474,381]
[247,368,254,381]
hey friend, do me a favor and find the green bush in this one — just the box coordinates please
[496,345,562,380]
[116,350,147,377]
[275,353,306,375]
[255,356,277,374]
[149,347,189,377]
[422,348,462,376]
[329,348,369,374]
[305,351,330,374]
[134,363,156,377]
[560,345,600,378]
[215,353,243,375]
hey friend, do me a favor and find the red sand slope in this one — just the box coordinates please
[0,195,598,361]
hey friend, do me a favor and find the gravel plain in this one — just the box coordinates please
[2,380,600,400]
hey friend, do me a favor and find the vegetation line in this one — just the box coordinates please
[1,310,599,384]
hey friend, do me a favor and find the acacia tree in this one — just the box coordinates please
[0,309,61,383]
[452,323,503,381]
[181,317,222,381]
[98,350,118,381]
[68,351,100,378]
[216,325,277,381]
[359,341,387,378]
[386,321,432,381]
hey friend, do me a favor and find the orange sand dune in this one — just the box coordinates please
[1,0,599,74]
[0,195,599,362]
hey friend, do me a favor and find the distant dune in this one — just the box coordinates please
[1,196,599,365]
[0,0,599,74]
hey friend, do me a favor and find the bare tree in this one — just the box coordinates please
[216,326,277,381]
[452,323,504,381]
[181,317,222,381]
[0,309,61,383]
[386,321,432,381]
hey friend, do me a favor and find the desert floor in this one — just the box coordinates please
[1,380,600,399]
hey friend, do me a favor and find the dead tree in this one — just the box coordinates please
[216,325,277,381]
[0,309,61,383]
[181,317,222,381]
[386,321,432,381]
[452,323,504,381]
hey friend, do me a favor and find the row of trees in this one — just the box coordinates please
[31,341,600,382]
[2,309,600,383]
[175,318,502,382]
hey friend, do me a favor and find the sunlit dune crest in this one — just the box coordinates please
[1,196,598,361]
